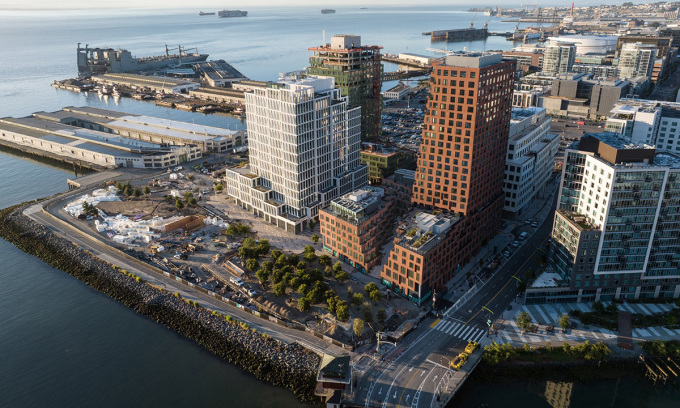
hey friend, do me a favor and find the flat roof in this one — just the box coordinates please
[106,115,237,142]
[195,61,246,80]
[98,73,199,87]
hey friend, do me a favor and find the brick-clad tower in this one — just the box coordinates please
[413,52,515,258]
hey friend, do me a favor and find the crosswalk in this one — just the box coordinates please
[431,319,486,343]
[492,301,680,346]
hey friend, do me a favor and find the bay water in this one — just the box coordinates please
[0,5,673,407]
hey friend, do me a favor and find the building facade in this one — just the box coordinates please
[360,143,416,184]
[308,35,383,141]
[617,43,657,80]
[381,52,515,304]
[542,41,576,75]
[605,99,680,154]
[503,107,559,218]
[319,186,394,273]
[527,133,680,303]
[381,169,415,215]
[224,75,367,234]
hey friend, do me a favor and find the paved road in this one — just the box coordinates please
[352,190,559,408]
[25,194,348,358]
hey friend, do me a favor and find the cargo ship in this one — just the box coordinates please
[218,10,247,18]
[321,9,336,14]
[199,11,215,16]
[77,43,208,75]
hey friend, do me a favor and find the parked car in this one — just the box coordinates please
[229,276,244,286]
[246,288,257,297]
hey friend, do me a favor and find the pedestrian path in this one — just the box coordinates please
[431,318,487,343]
[493,301,680,346]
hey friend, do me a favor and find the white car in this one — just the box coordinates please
[246,288,257,297]
[229,276,244,286]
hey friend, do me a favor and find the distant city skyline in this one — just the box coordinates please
[0,1,645,11]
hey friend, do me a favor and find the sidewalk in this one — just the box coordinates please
[442,176,561,302]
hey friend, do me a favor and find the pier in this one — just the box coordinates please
[382,70,431,82]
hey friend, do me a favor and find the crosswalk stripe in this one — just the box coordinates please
[675,329,680,336]
[590,331,601,340]
[501,330,512,344]
[473,330,486,343]
[647,304,661,314]
[632,329,642,338]
[661,327,676,336]
[576,303,589,312]
[463,328,477,341]
[555,333,565,342]
[648,327,661,336]
[521,306,538,323]
[438,321,452,332]
[637,304,652,315]
[452,324,467,337]
[458,326,474,339]
[446,323,461,335]
[657,304,670,312]
[544,305,561,323]
[621,303,636,313]
[534,305,552,325]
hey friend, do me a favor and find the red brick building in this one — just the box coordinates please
[381,52,515,304]
[319,186,394,274]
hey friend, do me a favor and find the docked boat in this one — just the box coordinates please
[218,10,247,18]
[233,107,245,114]
[77,43,208,75]
[321,9,336,14]
[98,85,111,96]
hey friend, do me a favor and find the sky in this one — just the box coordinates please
[0,1,641,11]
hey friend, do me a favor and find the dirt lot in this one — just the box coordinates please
[96,198,206,220]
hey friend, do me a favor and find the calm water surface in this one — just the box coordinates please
[1,5,675,407]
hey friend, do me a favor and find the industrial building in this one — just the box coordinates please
[308,35,383,141]
[382,83,411,100]
[93,73,200,94]
[193,60,246,87]
[319,186,394,273]
[381,52,515,304]
[546,35,618,55]
[0,110,202,169]
[224,74,367,234]
[52,106,244,153]
[503,108,559,218]
[526,133,680,304]
[189,87,246,104]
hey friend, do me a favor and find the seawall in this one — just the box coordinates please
[0,203,321,402]
[0,139,106,172]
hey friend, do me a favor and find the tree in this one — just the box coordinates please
[559,314,571,333]
[335,271,350,282]
[215,183,224,192]
[298,283,309,296]
[183,191,194,201]
[336,301,350,321]
[319,254,331,266]
[256,269,269,284]
[246,258,259,271]
[133,188,142,198]
[143,186,151,195]
[363,307,373,323]
[123,185,133,197]
[365,282,379,294]
[287,253,299,266]
[298,297,311,312]
[369,289,383,302]
[271,250,283,260]
[311,234,319,244]
[273,282,286,296]
[523,269,534,282]
[353,318,364,337]
[304,252,317,263]
[256,239,270,256]
[377,308,387,323]
[327,294,338,314]
[309,219,316,230]
[324,266,333,277]
[289,277,301,291]
[351,293,364,306]
[297,261,307,271]
[592,301,605,314]
[175,199,184,210]
[188,197,197,206]
[262,260,274,272]
[332,261,343,274]
[516,312,533,332]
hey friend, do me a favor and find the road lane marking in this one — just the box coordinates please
[430,318,441,328]
[398,369,420,406]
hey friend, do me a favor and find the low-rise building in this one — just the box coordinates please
[194,60,246,87]
[0,112,201,169]
[503,108,559,218]
[605,99,680,154]
[189,87,246,104]
[93,73,200,94]
[319,186,393,273]
[360,143,416,184]
[512,87,550,108]
[382,83,411,100]
[381,211,462,304]
[546,74,635,120]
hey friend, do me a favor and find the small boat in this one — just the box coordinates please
[234,107,244,114]
[112,86,121,98]
[321,9,336,14]
[98,85,111,96]
[199,11,215,16]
